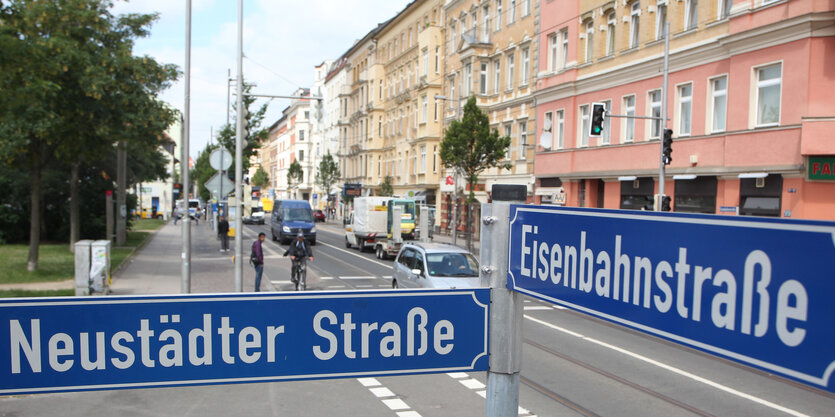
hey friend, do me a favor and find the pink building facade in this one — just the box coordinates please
[534,0,835,220]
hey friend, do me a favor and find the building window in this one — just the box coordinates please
[422,49,428,76]
[422,95,428,123]
[521,48,530,85]
[496,0,502,30]
[464,63,473,96]
[480,62,488,94]
[606,12,616,56]
[678,83,692,136]
[504,125,513,160]
[623,95,635,142]
[548,33,558,71]
[420,145,426,173]
[412,151,417,175]
[756,63,781,126]
[483,6,491,41]
[543,111,553,149]
[710,76,727,133]
[435,47,440,73]
[579,104,590,147]
[518,121,528,159]
[649,89,661,138]
[630,2,641,49]
[378,118,382,136]
[506,53,515,88]
[434,98,439,121]
[556,109,565,149]
[601,100,611,145]
[299,130,305,140]
[494,59,501,93]
[561,29,568,69]
[685,0,698,30]
[620,177,655,210]
[299,150,304,162]
[656,0,667,39]
[585,21,594,62]
[509,0,516,24]
[719,0,732,19]
[433,145,438,172]
[675,176,717,213]
[739,174,782,217]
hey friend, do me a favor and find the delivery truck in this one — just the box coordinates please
[344,197,390,252]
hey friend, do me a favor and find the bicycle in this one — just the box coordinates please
[291,258,307,291]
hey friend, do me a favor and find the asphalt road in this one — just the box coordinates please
[2,219,832,416]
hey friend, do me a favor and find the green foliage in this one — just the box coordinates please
[252,165,270,189]
[192,142,220,202]
[314,152,339,195]
[215,83,269,173]
[439,96,511,202]
[288,160,303,189]
[380,176,394,197]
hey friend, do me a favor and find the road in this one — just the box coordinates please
[2,219,832,416]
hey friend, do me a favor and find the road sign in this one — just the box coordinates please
[206,172,234,198]
[1,289,489,395]
[506,205,835,393]
[209,148,233,171]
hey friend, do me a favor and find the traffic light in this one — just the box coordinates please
[643,195,655,211]
[661,195,672,211]
[589,102,606,137]
[662,129,673,165]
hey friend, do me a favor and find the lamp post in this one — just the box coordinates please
[434,94,460,246]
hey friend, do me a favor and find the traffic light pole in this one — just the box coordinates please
[234,0,244,292]
[657,22,670,211]
[181,0,192,293]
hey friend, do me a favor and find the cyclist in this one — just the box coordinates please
[283,232,313,286]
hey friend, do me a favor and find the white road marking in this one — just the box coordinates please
[524,315,811,417]
[396,412,422,417]
[447,372,469,379]
[320,276,333,280]
[270,280,291,285]
[382,398,410,411]
[340,276,379,280]
[326,285,346,289]
[459,379,486,390]
[369,387,395,398]
[523,306,553,311]
[355,285,374,288]
[552,305,566,310]
[357,377,381,387]
[476,390,487,398]
[318,240,391,268]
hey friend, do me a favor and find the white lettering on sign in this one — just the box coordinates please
[312,307,455,360]
[518,229,809,347]
[9,314,286,374]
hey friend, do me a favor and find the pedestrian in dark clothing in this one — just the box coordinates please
[251,232,266,292]
[217,216,230,252]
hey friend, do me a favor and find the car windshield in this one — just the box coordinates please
[282,207,312,222]
[394,202,416,221]
[188,201,200,208]
[426,253,479,277]
[252,207,263,213]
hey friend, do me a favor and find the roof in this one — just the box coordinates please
[404,242,474,255]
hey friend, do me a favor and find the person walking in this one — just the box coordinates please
[250,232,266,292]
[217,216,230,252]
[173,206,181,225]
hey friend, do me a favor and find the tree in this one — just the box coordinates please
[314,152,339,198]
[439,96,511,251]
[0,0,178,270]
[380,176,394,197]
[252,165,270,188]
[214,83,269,174]
[192,142,220,202]
[287,160,302,197]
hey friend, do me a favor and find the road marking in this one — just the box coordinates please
[357,377,381,387]
[270,280,292,285]
[552,305,566,310]
[320,276,334,280]
[459,379,486,389]
[476,390,487,398]
[523,306,553,311]
[396,412,422,417]
[369,387,395,398]
[326,285,346,289]
[318,241,391,269]
[382,399,410,411]
[355,285,374,288]
[524,315,810,417]
[447,372,469,379]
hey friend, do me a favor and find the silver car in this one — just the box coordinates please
[392,243,481,289]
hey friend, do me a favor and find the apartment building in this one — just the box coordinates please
[533,0,835,219]
[439,0,539,237]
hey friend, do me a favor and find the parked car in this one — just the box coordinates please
[392,242,480,289]
[270,199,316,245]
[246,207,265,225]
[313,209,326,222]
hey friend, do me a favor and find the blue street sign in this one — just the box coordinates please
[1,289,489,395]
[507,205,835,393]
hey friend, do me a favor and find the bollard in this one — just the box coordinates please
[74,240,93,296]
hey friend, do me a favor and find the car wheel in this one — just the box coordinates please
[345,237,351,249]
[310,239,316,246]
[392,279,398,289]
[271,231,277,241]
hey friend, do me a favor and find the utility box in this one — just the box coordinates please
[74,239,111,296]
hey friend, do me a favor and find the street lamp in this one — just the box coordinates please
[434,94,461,247]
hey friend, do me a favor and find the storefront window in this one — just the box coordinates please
[674,176,717,213]
[620,177,655,210]
[739,174,782,217]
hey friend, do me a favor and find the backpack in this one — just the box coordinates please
[250,241,261,266]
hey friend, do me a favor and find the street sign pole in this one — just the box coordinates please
[657,22,670,210]
[234,0,244,292]
[180,0,192,294]
[481,185,526,417]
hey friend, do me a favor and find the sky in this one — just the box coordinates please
[110,0,412,159]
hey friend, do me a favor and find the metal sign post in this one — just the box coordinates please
[480,185,527,417]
